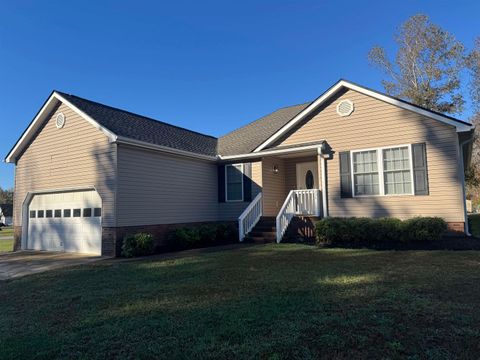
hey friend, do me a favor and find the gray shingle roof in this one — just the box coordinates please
[56,92,218,157]
[217,102,311,156]
[57,91,311,158]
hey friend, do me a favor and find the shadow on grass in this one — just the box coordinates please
[1,245,480,359]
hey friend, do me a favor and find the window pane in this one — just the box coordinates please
[383,146,410,171]
[29,210,36,218]
[63,209,71,217]
[38,210,44,218]
[226,164,243,201]
[227,183,242,201]
[83,208,92,217]
[46,210,53,218]
[353,150,379,195]
[354,173,379,195]
[383,146,412,195]
[54,209,62,218]
[94,208,102,217]
[73,209,81,217]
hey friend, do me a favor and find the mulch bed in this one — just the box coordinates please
[316,235,480,251]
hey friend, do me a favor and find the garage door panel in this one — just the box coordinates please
[27,190,102,255]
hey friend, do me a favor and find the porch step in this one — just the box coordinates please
[244,236,273,244]
[249,231,276,240]
[244,217,276,244]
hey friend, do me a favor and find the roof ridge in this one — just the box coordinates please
[219,101,312,139]
[54,90,218,140]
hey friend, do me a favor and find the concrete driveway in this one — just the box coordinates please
[0,251,105,280]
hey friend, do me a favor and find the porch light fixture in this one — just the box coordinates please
[273,165,279,174]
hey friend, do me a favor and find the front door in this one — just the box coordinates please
[296,162,318,190]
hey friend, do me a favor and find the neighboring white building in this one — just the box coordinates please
[0,207,5,226]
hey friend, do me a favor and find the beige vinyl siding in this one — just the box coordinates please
[117,144,218,226]
[262,157,286,216]
[14,103,116,226]
[276,89,465,222]
[259,156,319,217]
[252,161,262,189]
[218,161,262,221]
[284,156,318,191]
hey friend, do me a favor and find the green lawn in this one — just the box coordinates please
[1,245,480,359]
[0,227,13,252]
[0,226,13,237]
[0,239,13,252]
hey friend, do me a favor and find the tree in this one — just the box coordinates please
[0,187,13,205]
[465,39,480,197]
[467,37,480,109]
[368,14,465,114]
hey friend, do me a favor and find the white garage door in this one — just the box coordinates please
[27,190,102,255]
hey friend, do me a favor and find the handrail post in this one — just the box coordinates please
[238,192,263,242]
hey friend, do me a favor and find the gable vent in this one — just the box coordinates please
[336,99,354,117]
[56,113,66,129]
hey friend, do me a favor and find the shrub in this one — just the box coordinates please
[199,225,217,245]
[402,217,447,242]
[374,218,404,242]
[121,232,154,257]
[167,223,237,250]
[168,227,201,250]
[216,223,238,242]
[315,216,447,246]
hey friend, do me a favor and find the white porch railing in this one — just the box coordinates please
[238,192,263,241]
[276,189,321,243]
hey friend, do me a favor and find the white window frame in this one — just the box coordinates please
[225,163,244,202]
[350,144,415,197]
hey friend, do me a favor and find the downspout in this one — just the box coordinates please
[318,144,329,217]
[321,157,328,217]
[459,136,473,236]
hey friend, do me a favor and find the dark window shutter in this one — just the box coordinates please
[243,163,252,202]
[412,143,429,195]
[339,151,352,198]
[218,165,226,202]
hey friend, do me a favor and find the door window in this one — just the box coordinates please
[305,170,314,189]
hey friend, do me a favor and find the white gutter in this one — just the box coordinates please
[115,136,218,162]
[459,135,474,236]
[219,142,325,161]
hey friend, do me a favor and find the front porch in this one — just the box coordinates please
[236,143,329,243]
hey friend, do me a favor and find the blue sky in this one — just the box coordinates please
[0,0,478,189]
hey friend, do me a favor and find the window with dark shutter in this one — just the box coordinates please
[226,164,244,201]
[411,143,429,195]
[243,163,252,202]
[218,165,226,202]
[339,151,352,198]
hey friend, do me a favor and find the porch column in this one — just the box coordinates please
[317,149,329,217]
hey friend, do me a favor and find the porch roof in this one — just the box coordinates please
[218,140,325,161]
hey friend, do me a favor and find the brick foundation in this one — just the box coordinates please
[13,226,22,251]
[102,221,237,257]
[447,222,465,235]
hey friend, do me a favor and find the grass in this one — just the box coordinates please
[469,214,480,237]
[0,226,13,252]
[1,244,480,359]
[0,239,13,252]
[0,226,13,237]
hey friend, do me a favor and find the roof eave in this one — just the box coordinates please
[253,80,473,153]
[5,92,59,163]
[218,142,325,161]
[4,91,118,164]
[115,136,218,162]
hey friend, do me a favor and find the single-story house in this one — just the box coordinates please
[5,80,474,256]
